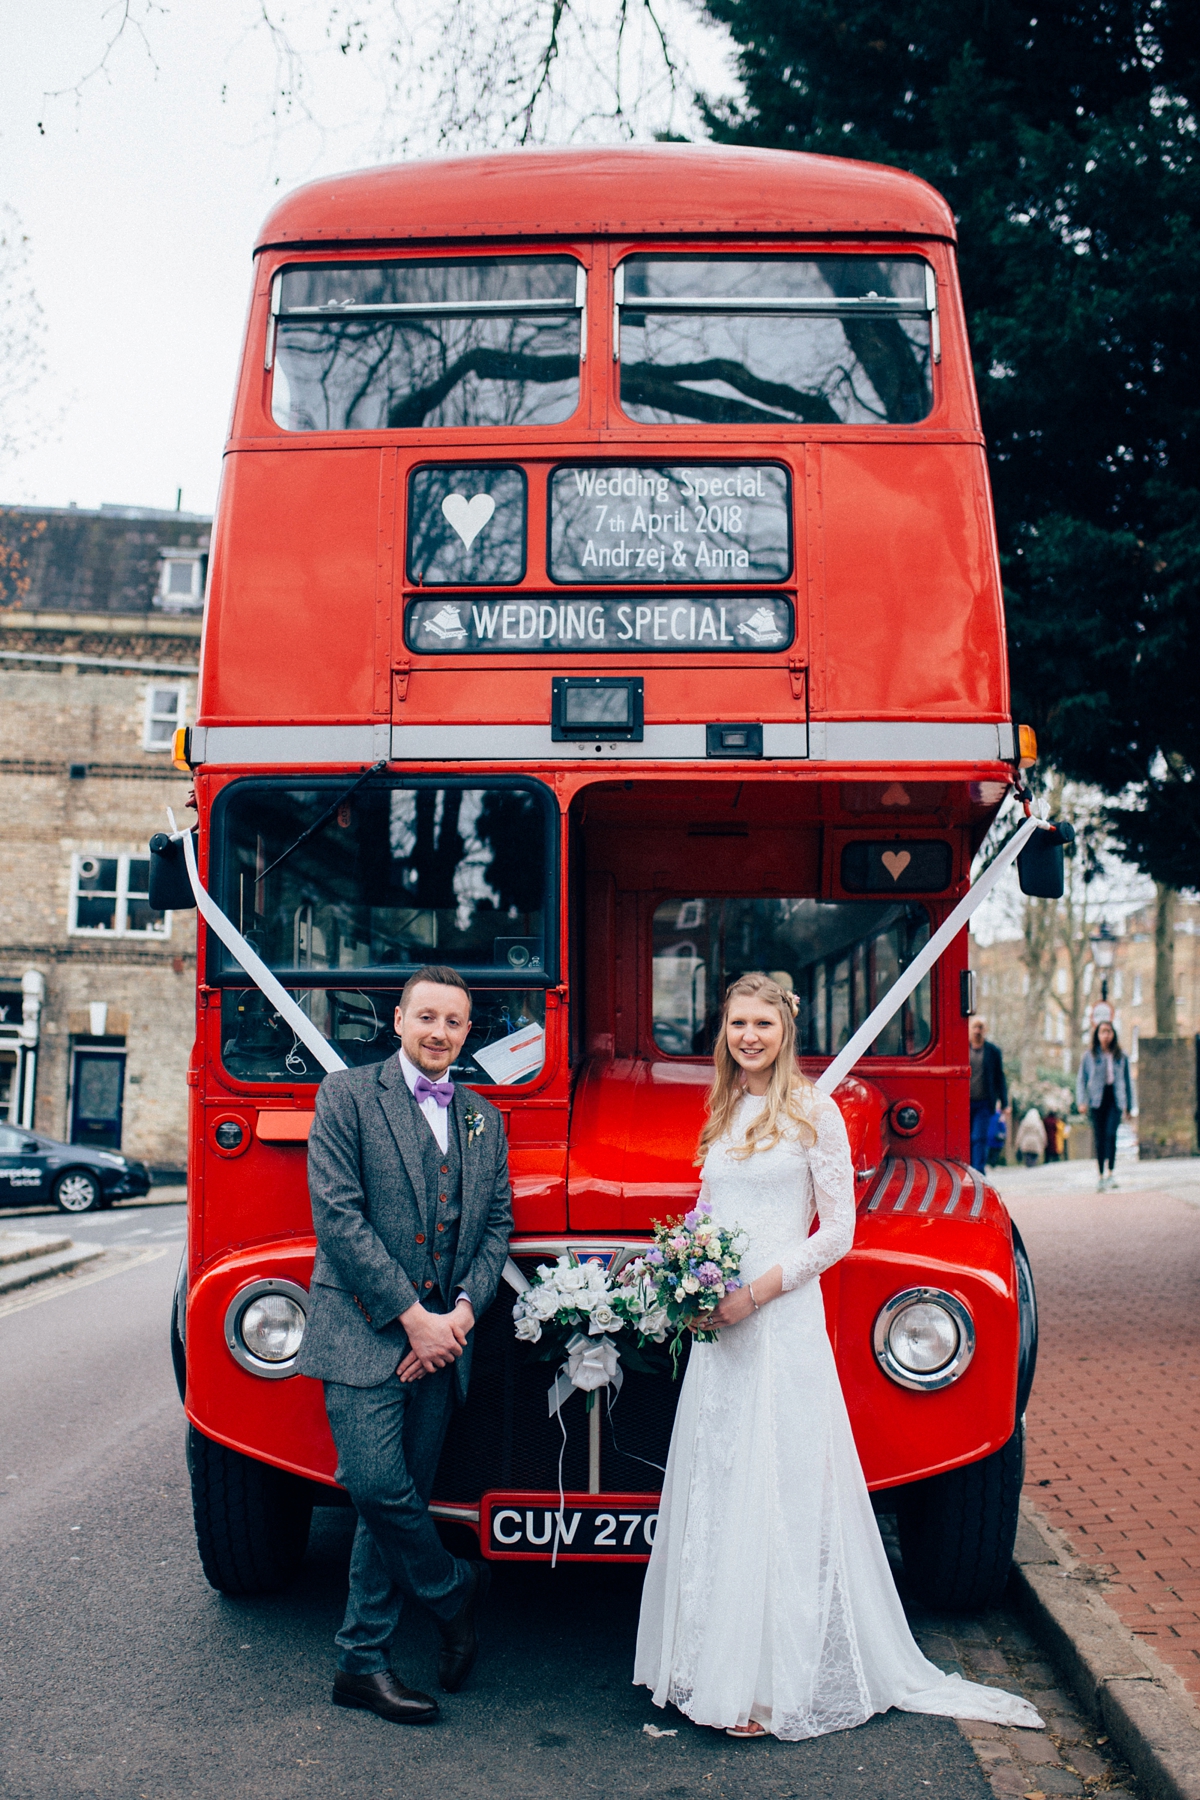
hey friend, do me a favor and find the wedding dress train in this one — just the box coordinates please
[634,1091,1042,1739]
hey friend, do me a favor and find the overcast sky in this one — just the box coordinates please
[2,1,734,516]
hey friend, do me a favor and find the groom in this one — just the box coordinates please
[300,964,513,1725]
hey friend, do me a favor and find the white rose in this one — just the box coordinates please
[681,1275,700,1296]
[531,1288,559,1321]
[587,1302,622,1335]
[514,1315,542,1343]
[640,1305,669,1342]
[559,1266,587,1293]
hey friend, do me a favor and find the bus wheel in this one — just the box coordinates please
[895,1423,1024,1612]
[187,1425,313,1596]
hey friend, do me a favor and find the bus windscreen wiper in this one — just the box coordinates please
[254,759,388,891]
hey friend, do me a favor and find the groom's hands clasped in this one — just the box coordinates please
[396,1296,475,1383]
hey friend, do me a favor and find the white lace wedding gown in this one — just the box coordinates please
[634,1091,1042,1739]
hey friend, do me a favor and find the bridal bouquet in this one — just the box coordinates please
[625,1198,747,1369]
[513,1253,669,1345]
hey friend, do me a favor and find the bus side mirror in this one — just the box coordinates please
[1017,819,1076,899]
[148,831,198,911]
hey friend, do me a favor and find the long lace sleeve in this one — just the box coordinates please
[778,1097,856,1293]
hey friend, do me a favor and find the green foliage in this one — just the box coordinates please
[700,1,1200,883]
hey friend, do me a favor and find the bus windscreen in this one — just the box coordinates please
[652,896,932,1058]
[619,256,934,427]
[271,257,583,431]
[212,779,553,980]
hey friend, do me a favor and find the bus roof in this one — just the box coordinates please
[254,145,956,253]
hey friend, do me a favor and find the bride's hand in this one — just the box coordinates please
[706,1285,758,1329]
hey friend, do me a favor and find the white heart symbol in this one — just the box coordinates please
[441,492,495,550]
[881,851,912,882]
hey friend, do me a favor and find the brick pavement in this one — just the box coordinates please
[1004,1172,1200,1707]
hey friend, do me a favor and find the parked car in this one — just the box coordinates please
[0,1122,151,1213]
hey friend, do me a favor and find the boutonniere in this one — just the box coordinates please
[464,1104,485,1146]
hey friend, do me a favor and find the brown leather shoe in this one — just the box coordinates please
[333,1668,439,1724]
[437,1561,492,1692]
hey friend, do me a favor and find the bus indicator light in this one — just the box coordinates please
[1017,724,1038,768]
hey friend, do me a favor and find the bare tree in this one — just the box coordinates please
[0,208,50,473]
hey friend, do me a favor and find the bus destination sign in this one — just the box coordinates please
[405,591,793,654]
[549,463,791,585]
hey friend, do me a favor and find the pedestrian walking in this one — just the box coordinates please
[1014,1108,1047,1168]
[968,1016,1008,1173]
[1076,1017,1134,1192]
[1043,1110,1061,1163]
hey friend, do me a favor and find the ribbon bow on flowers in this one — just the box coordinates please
[511,1251,671,1563]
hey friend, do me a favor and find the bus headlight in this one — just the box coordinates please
[873,1288,975,1392]
[224,1279,309,1378]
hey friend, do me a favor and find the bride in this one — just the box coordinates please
[634,971,1042,1741]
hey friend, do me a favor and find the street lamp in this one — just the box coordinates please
[1090,922,1116,1003]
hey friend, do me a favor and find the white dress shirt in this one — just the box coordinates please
[398,1048,451,1152]
[397,1050,471,1314]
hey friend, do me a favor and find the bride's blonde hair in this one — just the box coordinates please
[697,971,818,1163]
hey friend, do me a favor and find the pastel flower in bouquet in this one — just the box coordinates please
[633,1198,747,1369]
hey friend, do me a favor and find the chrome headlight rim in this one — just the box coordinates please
[872,1286,975,1392]
[224,1278,309,1380]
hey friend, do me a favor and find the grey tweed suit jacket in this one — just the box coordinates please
[298,1056,513,1397]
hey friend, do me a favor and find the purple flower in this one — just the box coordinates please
[724,1277,742,1292]
[683,1209,701,1229]
[697,1261,723,1288]
[699,1200,713,1215]
[645,1248,664,1265]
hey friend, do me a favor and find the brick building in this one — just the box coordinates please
[0,503,207,1170]
[970,896,1200,1096]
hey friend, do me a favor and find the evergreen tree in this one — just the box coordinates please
[702,1,1200,883]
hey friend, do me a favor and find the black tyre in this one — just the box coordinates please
[895,1423,1024,1611]
[187,1425,313,1595]
[53,1168,102,1214]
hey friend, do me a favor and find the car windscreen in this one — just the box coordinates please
[270,257,584,431]
[618,255,935,427]
[211,779,555,981]
[652,896,932,1057]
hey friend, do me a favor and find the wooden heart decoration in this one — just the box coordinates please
[881,850,912,882]
[441,492,495,549]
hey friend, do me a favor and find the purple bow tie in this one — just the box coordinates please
[413,1073,454,1107]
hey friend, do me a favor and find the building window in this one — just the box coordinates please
[69,854,169,938]
[155,549,206,611]
[1113,969,1124,999]
[1055,967,1068,994]
[1133,973,1143,1005]
[144,682,187,750]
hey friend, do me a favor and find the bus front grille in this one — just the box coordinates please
[433,1285,687,1503]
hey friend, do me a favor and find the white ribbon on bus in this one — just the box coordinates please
[172,800,1044,1320]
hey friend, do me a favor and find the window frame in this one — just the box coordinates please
[206,773,560,988]
[611,250,940,430]
[156,551,206,608]
[68,852,171,940]
[265,255,589,434]
[143,681,188,752]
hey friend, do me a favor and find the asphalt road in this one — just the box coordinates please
[0,1242,1000,1800]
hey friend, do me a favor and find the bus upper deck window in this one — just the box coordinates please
[270,258,585,432]
[616,256,936,428]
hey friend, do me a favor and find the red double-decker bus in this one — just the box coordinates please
[168,145,1037,1609]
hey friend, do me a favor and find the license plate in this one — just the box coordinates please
[480,1492,659,1560]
